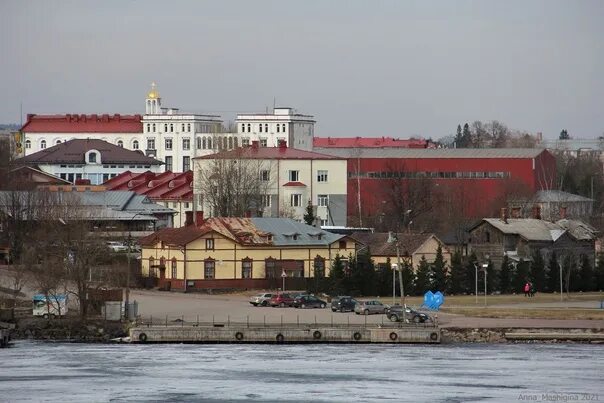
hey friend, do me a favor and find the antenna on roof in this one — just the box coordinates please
[273,97,276,110]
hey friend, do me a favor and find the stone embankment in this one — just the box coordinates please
[11,318,128,342]
[442,327,604,343]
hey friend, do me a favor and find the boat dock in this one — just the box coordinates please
[129,322,441,344]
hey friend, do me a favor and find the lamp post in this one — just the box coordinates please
[473,263,478,305]
[124,212,146,320]
[388,231,406,322]
[482,263,488,306]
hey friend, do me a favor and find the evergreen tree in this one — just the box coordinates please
[578,255,594,292]
[448,251,465,294]
[461,123,471,147]
[499,255,511,294]
[431,245,447,292]
[376,258,393,297]
[512,259,530,294]
[486,260,497,293]
[303,200,315,225]
[565,255,580,293]
[546,252,560,293]
[414,256,431,296]
[559,129,569,140]
[464,252,478,294]
[455,124,463,146]
[530,250,547,292]
[595,254,604,291]
[400,260,416,298]
[329,254,345,295]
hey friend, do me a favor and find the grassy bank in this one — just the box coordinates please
[440,307,604,320]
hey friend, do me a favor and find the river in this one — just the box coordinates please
[1,341,602,402]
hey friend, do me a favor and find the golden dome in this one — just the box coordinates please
[147,82,160,99]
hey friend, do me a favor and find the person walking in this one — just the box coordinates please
[529,282,536,298]
[523,282,530,297]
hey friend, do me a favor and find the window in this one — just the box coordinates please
[181,124,185,132]
[170,124,174,132]
[204,260,215,279]
[56,140,62,145]
[184,202,189,208]
[259,124,263,133]
[40,140,46,149]
[149,257,155,277]
[25,140,31,149]
[277,125,280,133]
[171,258,177,279]
[147,138,155,150]
[291,193,302,207]
[197,137,202,149]
[207,138,212,149]
[205,238,214,250]
[187,123,191,132]
[88,153,97,163]
[339,240,347,249]
[241,124,246,133]
[183,156,190,171]
[282,124,286,132]
[183,138,190,150]
[264,124,268,132]
[314,257,325,278]
[152,123,156,132]
[265,258,276,278]
[260,138,267,147]
[247,124,251,132]
[317,170,328,182]
[317,194,328,207]
[289,170,299,181]
[147,123,151,132]
[242,259,252,279]
[165,156,173,171]
[117,140,123,148]
[164,124,168,132]
[242,138,250,147]
[165,138,172,150]
[132,140,139,150]
[262,194,271,208]
[260,170,270,181]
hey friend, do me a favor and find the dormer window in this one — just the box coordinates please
[89,153,97,163]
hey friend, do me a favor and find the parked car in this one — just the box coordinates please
[290,291,309,300]
[293,295,327,309]
[249,293,273,307]
[269,293,295,307]
[106,241,128,253]
[387,305,432,323]
[354,300,389,315]
[331,296,358,312]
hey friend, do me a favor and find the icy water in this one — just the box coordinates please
[0,341,602,402]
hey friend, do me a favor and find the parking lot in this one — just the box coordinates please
[131,290,412,326]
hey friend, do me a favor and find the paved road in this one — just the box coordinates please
[131,290,604,329]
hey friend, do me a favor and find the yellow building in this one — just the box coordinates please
[351,232,451,270]
[140,217,357,291]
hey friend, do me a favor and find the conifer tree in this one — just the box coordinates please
[530,250,546,292]
[448,251,465,294]
[512,259,530,294]
[499,255,511,294]
[431,245,447,292]
[414,256,431,296]
[595,254,604,291]
[401,260,416,297]
[578,254,594,292]
[303,200,315,225]
[546,252,560,293]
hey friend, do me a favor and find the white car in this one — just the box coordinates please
[249,293,273,306]
[106,241,128,252]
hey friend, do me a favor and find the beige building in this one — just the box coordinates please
[139,217,357,291]
[193,142,348,226]
[351,232,451,270]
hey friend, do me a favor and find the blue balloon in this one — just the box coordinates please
[423,291,435,307]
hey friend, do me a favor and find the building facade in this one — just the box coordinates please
[193,142,348,226]
[236,107,315,151]
[139,217,356,291]
[16,139,163,185]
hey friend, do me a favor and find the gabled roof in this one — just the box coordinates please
[475,218,598,242]
[16,139,162,165]
[9,166,70,186]
[351,232,443,256]
[21,113,142,133]
[534,190,594,203]
[313,147,549,159]
[140,217,345,248]
[103,170,193,201]
[194,146,342,160]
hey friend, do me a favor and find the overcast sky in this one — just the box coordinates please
[1,0,602,139]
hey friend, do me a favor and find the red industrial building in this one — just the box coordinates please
[313,147,556,227]
[313,136,435,149]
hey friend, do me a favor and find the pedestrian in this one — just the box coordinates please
[523,282,530,297]
[529,282,536,298]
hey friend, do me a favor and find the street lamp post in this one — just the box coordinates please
[388,231,406,322]
[482,263,488,307]
[474,263,478,305]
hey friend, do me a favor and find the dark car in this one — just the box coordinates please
[331,296,357,312]
[269,293,295,307]
[387,305,432,323]
[293,295,327,309]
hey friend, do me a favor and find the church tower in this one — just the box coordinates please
[145,82,161,114]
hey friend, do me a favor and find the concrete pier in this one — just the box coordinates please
[129,323,441,344]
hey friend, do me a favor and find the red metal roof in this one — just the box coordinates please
[313,137,434,148]
[104,170,193,201]
[194,146,341,160]
[283,181,306,187]
[21,113,142,133]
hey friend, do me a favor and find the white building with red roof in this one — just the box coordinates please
[194,141,347,226]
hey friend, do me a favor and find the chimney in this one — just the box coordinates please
[559,206,567,220]
[500,207,508,223]
[185,211,194,226]
[532,205,541,219]
[511,207,521,218]
[195,211,204,226]
[278,139,287,150]
[251,140,259,149]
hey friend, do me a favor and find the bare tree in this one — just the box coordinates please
[196,151,275,217]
